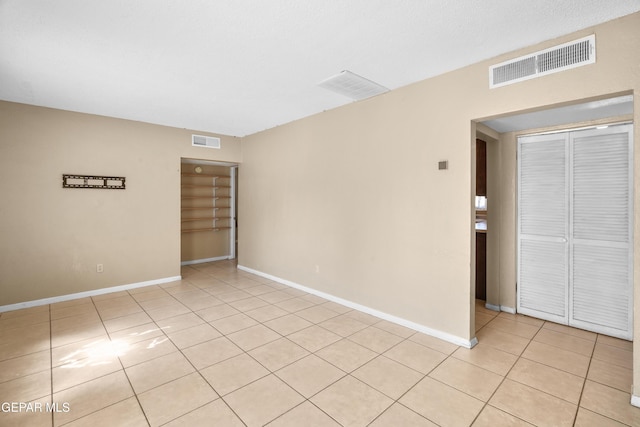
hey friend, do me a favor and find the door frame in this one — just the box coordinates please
[230,165,237,259]
[180,158,239,264]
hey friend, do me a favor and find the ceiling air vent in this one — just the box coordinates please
[192,134,221,149]
[490,35,595,88]
[318,70,389,101]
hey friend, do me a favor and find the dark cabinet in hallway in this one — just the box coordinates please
[475,231,486,301]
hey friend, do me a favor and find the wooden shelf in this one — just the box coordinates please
[181,216,231,222]
[182,196,231,200]
[181,227,231,233]
[181,173,230,178]
[180,184,231,189]
[181,168,232,238]
[181,206,229,210]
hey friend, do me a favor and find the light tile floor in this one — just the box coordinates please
[0,259,637,426]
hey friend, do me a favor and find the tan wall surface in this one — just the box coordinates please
[498,131,518,310]
[239,12,640,351]
[0,102,241,306]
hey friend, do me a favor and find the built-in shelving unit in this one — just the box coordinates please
[180,162,236,264]
[180,171,232,233]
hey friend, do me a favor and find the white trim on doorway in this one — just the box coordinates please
[230,166,237,259]
[180,158,239,264]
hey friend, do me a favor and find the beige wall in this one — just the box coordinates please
[497,131,519,310]
[239,12,640,354]
[0,102,241,306]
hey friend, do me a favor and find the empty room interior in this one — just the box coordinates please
[1,2,640,426]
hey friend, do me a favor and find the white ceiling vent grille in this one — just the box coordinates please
[192,134,221,149]
[490,35,595,88]
[318,70,389,101]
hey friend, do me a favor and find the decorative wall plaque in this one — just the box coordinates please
[62,174,126,189]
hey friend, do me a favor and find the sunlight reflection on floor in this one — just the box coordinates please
[57,329,172,369]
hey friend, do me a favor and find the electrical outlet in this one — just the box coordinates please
[96,264,104,273]
[315,265,320,274]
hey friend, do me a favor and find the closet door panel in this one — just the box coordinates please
[572,244,630,336]
[570,126,632,339]
[519,136,568,237]
[519,239,567,319]
[572,132,630,243]
[517,134,568,323]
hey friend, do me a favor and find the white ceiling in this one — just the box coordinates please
[1,1,639,137]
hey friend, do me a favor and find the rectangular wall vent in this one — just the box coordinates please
[192,134,221,149]
[490,35,595,88]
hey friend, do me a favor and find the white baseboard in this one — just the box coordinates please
[631,394,640,408]
[483,303,516,314]
[485,303,500,312]
[181,256,231,266]
[0,275,182,313]
[500,306,516,314]
[238,265,477,349]
[482,302,516,314]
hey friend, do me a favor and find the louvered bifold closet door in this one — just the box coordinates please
[570,125,633,340]
[517,133,569,323]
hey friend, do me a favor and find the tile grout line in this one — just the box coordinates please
[130,267,306,426]
[104,273,242,426]
[187,265,313,427]
[466,306,500,426]
[109,280,229,423]
[125,283,227,427]
[572,333,596,427]
[183,264,491,426]
[474,314,626,425]
[571,334,632,427]
[385,340,451,426]
[421,306,505,426]
[7,262,634,426]
[360,333,438,426]
[86,291,152,427]
[467,314,543,426]
[170,265,416,425]
[186,268,340,426]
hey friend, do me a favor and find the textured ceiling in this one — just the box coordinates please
[1,1,639,137]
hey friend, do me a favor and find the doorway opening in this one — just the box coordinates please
[474,92,634,340]
[474,127,500,315]
[475,138,487,302]
[180,158,238,265]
